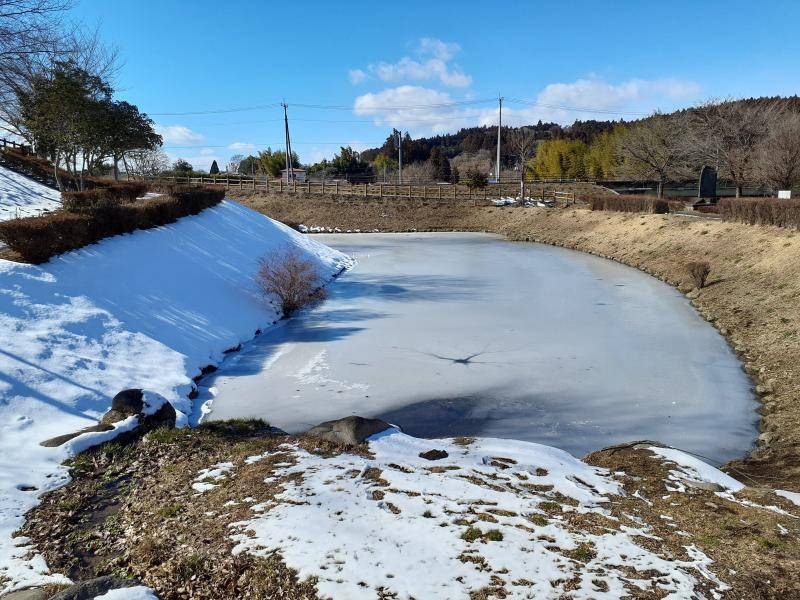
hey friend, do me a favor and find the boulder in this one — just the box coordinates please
[307,416,393,445]
[419,449,449,461]
[50,576,143,600]
[100,389,144,425]
[3,588,48,600]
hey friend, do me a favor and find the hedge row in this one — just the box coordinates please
[0,186,225,263]
[588,194,671,214]
[719,198,800,229]
[61,183,150,212]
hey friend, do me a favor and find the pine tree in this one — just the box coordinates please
[209,160,220,174]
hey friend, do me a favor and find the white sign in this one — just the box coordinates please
[778,190,792,199]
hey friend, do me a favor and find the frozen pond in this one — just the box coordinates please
[202,233,757,463]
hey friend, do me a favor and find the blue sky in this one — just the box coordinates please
[73,0,800,171]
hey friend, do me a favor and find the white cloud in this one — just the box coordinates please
[350,38,471,88]
[227,141,255,153]
[354,85,476,134]
[535,77,700,112]
[155,124,204,145]
[417,37,460,61]
[352,76,702,138]
[348,69,366,85]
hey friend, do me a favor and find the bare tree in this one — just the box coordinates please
[690,100,780,197]
[507,127,536,201]
[617,112,690,198]
[757,111,800,192]
[125,148,170,178]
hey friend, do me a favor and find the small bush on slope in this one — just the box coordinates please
[255,247,325,315]
[686,261,711,289]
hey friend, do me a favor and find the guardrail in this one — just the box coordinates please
[144,175,580,204]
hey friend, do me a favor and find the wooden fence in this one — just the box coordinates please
[0,138,30,152]
[144,175,576,204]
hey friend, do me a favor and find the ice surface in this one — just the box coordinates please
[206,232,757,462]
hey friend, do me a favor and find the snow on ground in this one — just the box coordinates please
[0,163,61,221]
[92,587,160,600]
[229,429,731,599]
[0,200,350,593]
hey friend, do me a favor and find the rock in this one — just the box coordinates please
[307,416,393,445]
[101,389,144,425]
[679,478,724,492]
[40,423,114,447]
[419,449,449,461]
[140,397,176,431]
[50,576,142,600]
[3,588,48,600]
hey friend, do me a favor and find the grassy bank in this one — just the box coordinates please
[230,191,800,489]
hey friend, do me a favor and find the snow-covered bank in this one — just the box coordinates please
[229,429,735,599]
[0,200,350,593]
[0,163,60,221]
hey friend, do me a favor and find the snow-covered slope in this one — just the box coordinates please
[0,200,350,592]
[0,162,61,221]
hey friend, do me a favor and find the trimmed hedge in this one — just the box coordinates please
[588,194,670,214]
[62,183,150,212]
[0,186,225,263]
[719,198,800,229]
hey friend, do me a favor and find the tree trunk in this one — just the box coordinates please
[736,185,743,198]
[53,152,64,192]
[113,156,119,181]
[657,180,664,198]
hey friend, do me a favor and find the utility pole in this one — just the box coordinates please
[393,128,403,185]
[495,95,503,183]
[282,102,294,182]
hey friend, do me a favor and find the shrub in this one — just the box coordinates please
[463,167,488,189]
[0,186,224,263]
[719,198,800,229]
[589,194,669,214]
[255,248,324,315]
[686,261,711,289]
[0,212,92,263]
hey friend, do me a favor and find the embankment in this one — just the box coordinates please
[230,190,800,488]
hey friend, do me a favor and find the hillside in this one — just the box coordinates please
[0,162,60,221]
[0,200,350,593]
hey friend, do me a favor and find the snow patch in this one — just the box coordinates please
[0,163,61,221]
[229,430,729,599]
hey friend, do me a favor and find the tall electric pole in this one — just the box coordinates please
[495,95,503,183]
[393,128,403,185]
[282,102,294,181]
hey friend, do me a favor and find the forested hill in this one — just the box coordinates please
[359,95,800,164]
[359,119,620,163]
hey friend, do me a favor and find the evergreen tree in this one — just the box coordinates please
[209,160,220,174]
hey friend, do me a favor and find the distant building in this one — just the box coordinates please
[280,168,306,183]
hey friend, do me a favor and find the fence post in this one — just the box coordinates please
[336,181,340,195]
[408,185,411,199]
[438,185,442,200]
[364,183,368,197]
[280,179,283,193]
[379,184,383,198]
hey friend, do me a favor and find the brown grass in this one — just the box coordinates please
[588,194,670,214]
